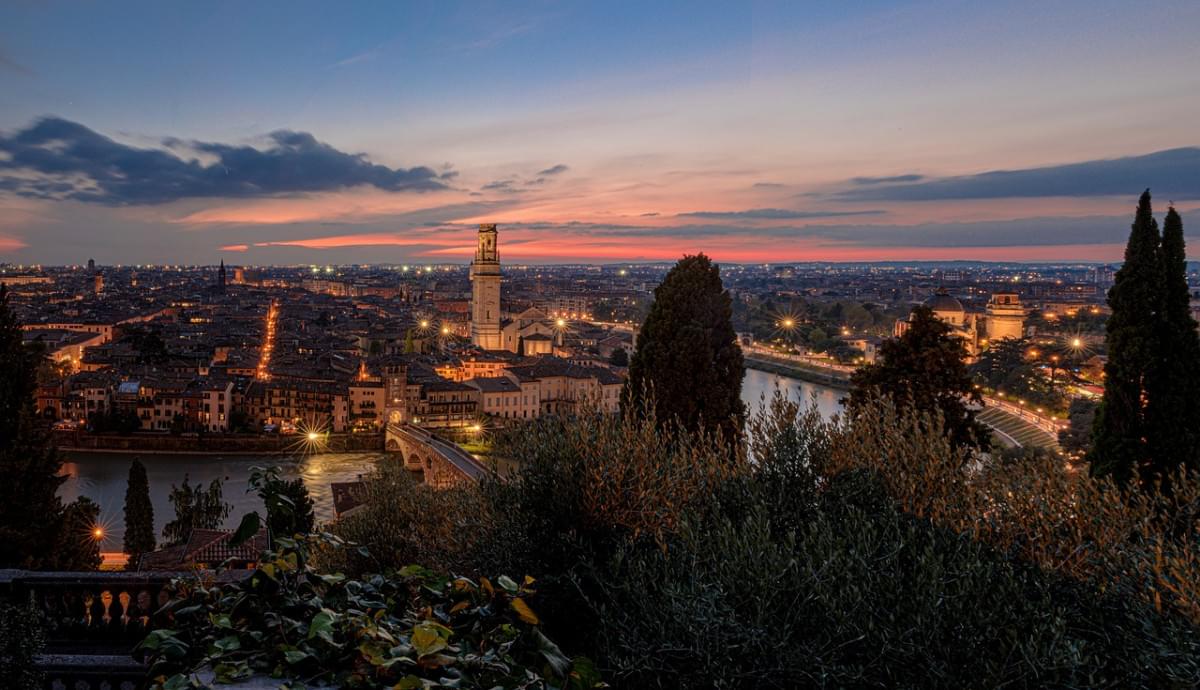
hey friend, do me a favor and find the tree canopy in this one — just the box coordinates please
[622,254,745,444]
[850,305,990,451]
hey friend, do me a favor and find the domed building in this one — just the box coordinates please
[925,290,968,328]
[893,288,1026,360]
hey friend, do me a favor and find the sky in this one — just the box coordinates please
[1,0,1199,265]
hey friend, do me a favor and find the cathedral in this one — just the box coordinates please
[470,224,564,355]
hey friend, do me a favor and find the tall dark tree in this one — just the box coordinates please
[1090,191,1161,484]
[0,284,67,569]
[1144,205,1200,481]
[123,459,156,565]
[162,476,231,545]
[622,254,745,444]
[850,305,990,451]
[46,496,102,571]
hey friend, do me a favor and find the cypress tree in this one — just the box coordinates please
[123,458,156,565]
[1090,190,1161,484]
[850,305,990,451]
[0,284,67,569]
[1144,205,1200,481]
[622,254,745,444]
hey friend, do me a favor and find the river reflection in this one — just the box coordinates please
[59,452,381,545]
[60,368,843,545]
[740,367,845,420]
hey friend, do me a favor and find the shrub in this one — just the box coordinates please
[831,396,1200,624]
[140,535,601,689]
[0,602,45,689]
[323,458,493,577]
[576,468,1200,689]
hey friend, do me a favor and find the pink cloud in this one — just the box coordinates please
[0,234,28,252]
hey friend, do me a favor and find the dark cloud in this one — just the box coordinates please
[835,148,1200,201]
[536,164,569,176]
[0,116,448,205]
[851,174,924,185]
[679,208,885,220]
[481,179,518,192]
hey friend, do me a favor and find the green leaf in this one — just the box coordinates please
[229,511,262,548]
[410,621,450,657]
[393,675,426,690]
[283,649,311,665]
[212,634,241,653]
[209,613,233,629]
[496,575,520,593]
[307,609,336,643]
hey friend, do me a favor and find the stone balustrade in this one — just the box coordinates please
[0,568,247,690]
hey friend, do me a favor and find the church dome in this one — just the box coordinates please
[925,290,964,313]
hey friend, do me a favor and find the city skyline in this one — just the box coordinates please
[2,1,1200,264]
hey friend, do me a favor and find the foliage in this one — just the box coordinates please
[140,535,601,690]
[830,395,1200,625]
[124,458,157,564]
[1059,397,1099,455]
[246,465,315,540]
[482,404,741,581]
[0,283,68,569]
[162,475,232,546]
[972,339,1067,414]
[623,253,745,446]
[850,305,990,451]
[43,496,103,571]
[322,459,493,577]
[607,346,628,367]
[1145,204,1200,481]
[560,393,1200,688]
[0,602,45,689]
[1091,190,1163,484]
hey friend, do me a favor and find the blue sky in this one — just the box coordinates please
[1,1,1198,264]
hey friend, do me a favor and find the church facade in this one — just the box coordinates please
[469,224,566,355]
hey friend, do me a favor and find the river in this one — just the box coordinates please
[59,367,843,545]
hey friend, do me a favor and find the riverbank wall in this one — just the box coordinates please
[744,354,852,390]
[53,430,384,455]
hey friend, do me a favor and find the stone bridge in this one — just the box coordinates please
[385,422,490,486]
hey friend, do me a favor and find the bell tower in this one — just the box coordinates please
[470,224,503,350]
